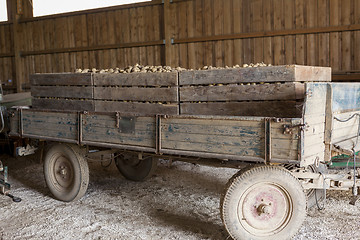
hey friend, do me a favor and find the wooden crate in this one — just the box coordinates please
[93,72,179,115]
[31,73,95,111]
[179,65,331,117]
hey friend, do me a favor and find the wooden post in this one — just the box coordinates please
[7,0,33,92]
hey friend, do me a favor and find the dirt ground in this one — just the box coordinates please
[0,154,359,240]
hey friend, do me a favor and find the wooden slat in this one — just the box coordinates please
[273,0,284,65]
[32,98,95,111]
[179,65,331,85]
[306,0,317,66]
[252,0,263,64]
[180,82,305,102]
[329,0,340,71]
[284,0,295,64]
[263,0,272,64]
[94,101,179,115]
[162,140,263,157]
[93,72,178,86]
[295,0,305,65]
[233,0,243,66]
[31,86,93,99]
[180,101,302,118]
[94,87,178,102]
[341,0,351,70]
[30,73,93,86]
[318,0,329,67]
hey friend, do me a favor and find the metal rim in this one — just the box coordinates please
[237,182,293,237]
[50,153,74,193]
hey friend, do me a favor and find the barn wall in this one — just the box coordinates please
[0,0,360,92]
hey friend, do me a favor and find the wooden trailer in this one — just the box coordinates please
[4,65,360,240]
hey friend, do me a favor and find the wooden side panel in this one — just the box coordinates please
[94,101,178,115]
[94,87,178,102]
[301,83,328,166]
[93,72,178,86]
[179,65,331,85]
[30,73,93,86]
[180,83,305,102]
[32,98,95,111]
[180,101,302,118]
[161,117,265,157]
[83,115,155,147]
[31,86,93,99]
[22,111,78,140]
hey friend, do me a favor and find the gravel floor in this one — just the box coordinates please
[0,154,359,240]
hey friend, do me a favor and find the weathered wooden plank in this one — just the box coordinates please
[162,132,263,148]
[329,0,340,71]
[180,101,303,118]
[23,111,78,124]
[180,82,305,102]
[295,0,305,65]
[30,73,93,86]
[94,101,179,115]
[179,65,331,85]
[341,0,351,70]
[82,128,155,148]
[24,126,77,140]
[233,0,243,66]
[31,86,93,99]
[32,98,95,111]
[306,0,317,66]
[273,0,284,65]
[284,0,295,64]
[162,140,264,157]
[263,0,272,64]
[93,72,178,86]
[252,0,263,63]
[272,149,299,160]
[94,87,178,102]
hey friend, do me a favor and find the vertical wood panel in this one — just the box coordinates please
[284,0,295,64]
[243,0,253,64]
[318,0,329,67]
[263,0,272,64]
[203,0,213,66]
[273,0,284,65]
[214,0,224,67]
[355,0,360,70]
[195,0,204,68]
[252,0,263,64]
[295,0,305,65]
[306,0,317,66]
[329,0,340,70]
[341,0,351,70]
[233,0,243,65]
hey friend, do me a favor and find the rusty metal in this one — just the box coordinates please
[78,112,83,145]
[160,149,265,163]
[81,140,156,153]
[155,115,162,154]
[264,118,271,164]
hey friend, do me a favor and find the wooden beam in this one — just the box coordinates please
[20,40,165,57]
[173,24,360,44]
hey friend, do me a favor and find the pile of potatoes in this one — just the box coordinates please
[76,62,272,74]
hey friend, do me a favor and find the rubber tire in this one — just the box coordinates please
[44,144,89,202]
[221,165,307,240]
[115,154,158,182]
[306,163,327,209]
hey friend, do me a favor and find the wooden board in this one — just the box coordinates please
[93,72,178,86]
[32,98,95,111]
[94,86,178,102]
[30,73,93,86]
[180,101,303,118]
[31,86,93,99]
[82,115,155,148]
[179,65,331,85]
[94,101,179,115]
[180,82,305,102]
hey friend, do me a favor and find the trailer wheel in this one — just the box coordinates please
[221,166,306,240]
[44,144,89,202]
[115,154,158,181]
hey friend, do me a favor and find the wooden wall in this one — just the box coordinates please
[0,0,360,92]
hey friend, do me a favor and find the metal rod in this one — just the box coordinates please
[78,112,83,145]
[81,140,156,153]
[160,149,265,162]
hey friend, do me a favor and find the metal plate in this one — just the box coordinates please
[118,117,135,134]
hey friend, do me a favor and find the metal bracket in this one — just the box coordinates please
[115,113,135,134]
[283,123,307,135]
[264,118,271,164]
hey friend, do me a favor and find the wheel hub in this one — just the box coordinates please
[53,156,74,189]
[239,183,292,236]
